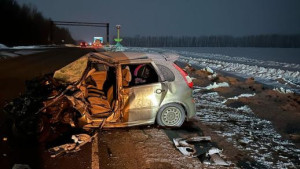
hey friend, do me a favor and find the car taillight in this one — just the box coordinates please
[173,63,193,88]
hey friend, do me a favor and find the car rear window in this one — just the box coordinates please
[156,64,175,82]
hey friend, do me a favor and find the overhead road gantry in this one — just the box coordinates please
[49,20,110,44]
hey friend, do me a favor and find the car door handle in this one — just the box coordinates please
[155,89,165,94]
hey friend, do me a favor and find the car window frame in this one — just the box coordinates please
[120,61,165,89]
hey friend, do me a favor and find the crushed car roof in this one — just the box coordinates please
[92,52,180,63]
[53,52,180,84]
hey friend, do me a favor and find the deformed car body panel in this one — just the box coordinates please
[53,55,89,84]
[120,82,167,125]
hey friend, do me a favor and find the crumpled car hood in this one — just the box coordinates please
[53,55,89,84]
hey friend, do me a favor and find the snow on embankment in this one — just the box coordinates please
[0,44,55,59]
[0,44,8,49]
[11,45,57,49]
[194,82,229,91]
[128,47,300,92]
[180,56,300,88]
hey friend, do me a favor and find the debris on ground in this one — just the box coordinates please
[173,136,231,166]
[173,136,211,157]
[173,138,196,157]
[48,133,96,157]
[206,147,230,166]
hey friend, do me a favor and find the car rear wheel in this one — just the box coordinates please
[156,103,186,127]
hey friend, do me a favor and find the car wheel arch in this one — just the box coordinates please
[155,102,187,127]
[158,101,188,116]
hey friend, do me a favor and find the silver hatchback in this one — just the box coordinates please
[49,51,196,128]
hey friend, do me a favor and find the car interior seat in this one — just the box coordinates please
[122,66,132,87]
[83,68,112,117]
[106,85,114,106]
[90,71,107,90]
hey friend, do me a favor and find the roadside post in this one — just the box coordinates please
[114,25,123,50]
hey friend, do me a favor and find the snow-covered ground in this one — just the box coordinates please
[0,50,45,59]
[0,44,9,49]
[193,90,299,168]
[126,47,300,168]
[0,44,58,50]
[127,47,300,93]
[164,47,300,65]
[0,44,59,59]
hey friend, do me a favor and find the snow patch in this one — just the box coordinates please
[12,45,43,49]
[222,93,256,103]
[0,44,8,49]
[14,50,44,55]
[0,51,19,57]
[205,82,229,90]
[202,66,214,74]
[193,82,229,92]
[208,73,217,80]
[273,87,294,94]
[236,105,253,114]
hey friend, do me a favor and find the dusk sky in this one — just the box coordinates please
[16,0,300,42]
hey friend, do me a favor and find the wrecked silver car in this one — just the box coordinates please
[4,52,195,139]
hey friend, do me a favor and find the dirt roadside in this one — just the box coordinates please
[189,67,300,147]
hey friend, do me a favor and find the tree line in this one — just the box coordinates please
[0,0,74,47]
[122,34,300,48]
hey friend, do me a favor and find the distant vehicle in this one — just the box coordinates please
[93,37,103,48]
[80,42,88,48]
[93,39,102,48]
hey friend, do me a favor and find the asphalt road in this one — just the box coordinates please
[0,47,96,169]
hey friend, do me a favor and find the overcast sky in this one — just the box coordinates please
[16,0,300,42]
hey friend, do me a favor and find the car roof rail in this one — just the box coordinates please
[118,56,149,61]
[160,53,179,62]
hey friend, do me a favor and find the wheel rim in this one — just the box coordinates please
[161,106,181,126]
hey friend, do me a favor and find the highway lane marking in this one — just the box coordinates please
[91,133,100,169]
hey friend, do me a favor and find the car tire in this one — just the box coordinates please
[156,103,186,127]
